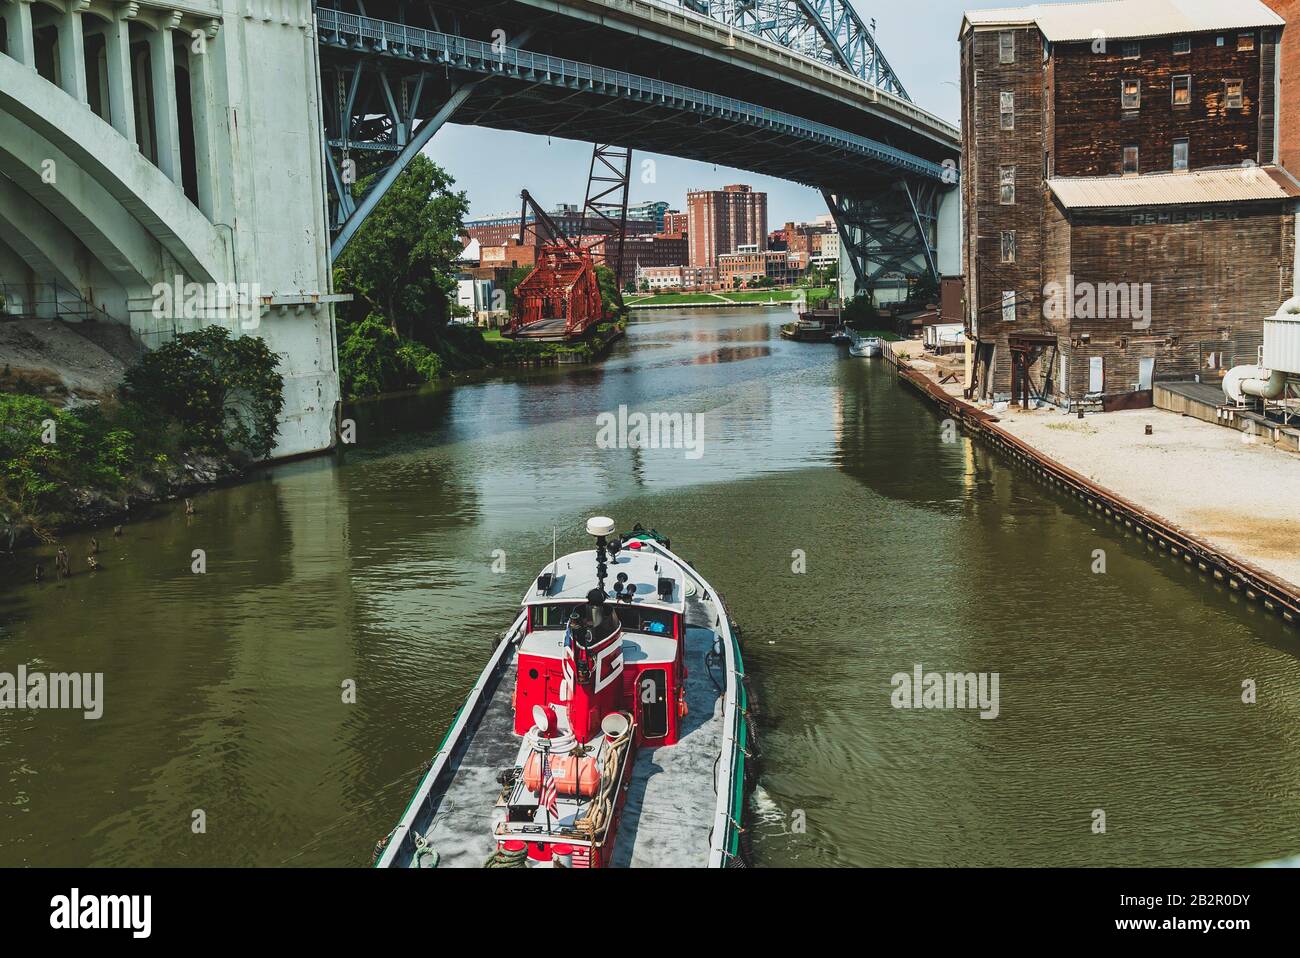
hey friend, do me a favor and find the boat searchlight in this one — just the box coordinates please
[588,516,616,600]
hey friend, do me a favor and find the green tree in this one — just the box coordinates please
[595,265,622,317]
[120,326,284,460]
[333,154,470,342]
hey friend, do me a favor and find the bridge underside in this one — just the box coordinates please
[318,5,961,289]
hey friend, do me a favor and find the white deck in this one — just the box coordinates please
[386,589,727,868]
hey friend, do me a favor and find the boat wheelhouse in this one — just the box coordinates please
[375,519,751,869]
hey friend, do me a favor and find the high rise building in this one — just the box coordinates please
[628,201,671,231]
[686,185,768,267]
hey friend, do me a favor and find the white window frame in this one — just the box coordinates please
[1239,32,1255,52]
[1172,74,1192,107]
[1121,41,1141,59]
[1001,230,1017,264]
[1123,145,1140,175]
[1173,138,1190,171]
[1224,79,1244,109]
[999,30,1016,64]
[1000,165,1016,205]
[1173,37,1191,55]
[1001,91,1015,130]
[1121,78,1141,110]
[1002,291,1017,324]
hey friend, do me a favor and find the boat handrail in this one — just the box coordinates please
[643,541,742,869]
[376,609,530,868]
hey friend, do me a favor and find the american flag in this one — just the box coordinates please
[560,624,576,704]
[540,756,559,818]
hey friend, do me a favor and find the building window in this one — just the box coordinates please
[1173,138,1189,171]
[1121,41,1140,59]
[1172,75,1191,107]
[1002,291,1016,324]
[1122,145,1140,175]
[999,30,1016,64]
[1239,32,1255,52]
[1122,78,1141,109]
[1000,91,1015,130]
[1225,79,1244,109]
[1001,231,1017,264]
[1173,37,1191,55]
[1000,165,1016,204]
[1217,36,1226,47]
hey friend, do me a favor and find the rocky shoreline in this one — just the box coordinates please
[1,450,244,556]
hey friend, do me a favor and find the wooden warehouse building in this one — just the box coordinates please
[960,0,1300,408]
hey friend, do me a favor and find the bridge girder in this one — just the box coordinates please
[824,178,942,296]
[684,0,909,99]
[318,7,956,261]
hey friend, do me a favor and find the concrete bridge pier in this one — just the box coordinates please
[0,0,341,459]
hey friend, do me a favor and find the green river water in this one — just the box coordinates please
[2,307,1298,867]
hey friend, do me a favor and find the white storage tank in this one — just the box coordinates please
[1223,297,1300,404]
[1263,297,1300,375]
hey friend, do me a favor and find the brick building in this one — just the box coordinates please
[636,266,684,291]
[617,232,688,289]
[663,211,690,235]
[961,0,1298,406]
[479,242,537,270]
[687,185,768,267]
[717,248,808,287]
[1266,0,1300,173]
[682,266,718,290]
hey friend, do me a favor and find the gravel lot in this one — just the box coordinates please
[997,405,1300,589]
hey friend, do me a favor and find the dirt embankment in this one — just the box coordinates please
[0,318,144,403]
[1,319,243,552]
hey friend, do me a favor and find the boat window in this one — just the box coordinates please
[531,604,580,629]
[614,606,674,635]
[586,603,620,643]
[638,669,669,739]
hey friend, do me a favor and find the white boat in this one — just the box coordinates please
[373,518,753,869]
[850,336,882,358]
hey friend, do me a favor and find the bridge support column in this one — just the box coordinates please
[187,23,219,218]
[1,0,36,68]
[147,16,183,185]
[57,1,89,103]
[101,5,137,143]
[825,180,946,302]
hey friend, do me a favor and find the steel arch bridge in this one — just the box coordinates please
[319,0,961,295]
[682,0,909,98]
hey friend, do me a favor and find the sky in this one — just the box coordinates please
[425,0,996,226]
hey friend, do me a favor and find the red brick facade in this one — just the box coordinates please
[1266,0,1300,173]
[687,185,768,267]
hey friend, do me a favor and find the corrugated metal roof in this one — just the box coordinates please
[1048,167,1300,209]
[964,0,1284,42]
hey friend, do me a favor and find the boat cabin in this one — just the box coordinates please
[515,542,690,748]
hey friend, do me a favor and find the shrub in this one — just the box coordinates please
[121,325,284,460]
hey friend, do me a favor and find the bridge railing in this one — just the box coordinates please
[315,8,953,182]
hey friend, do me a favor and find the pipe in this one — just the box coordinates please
[1223,365,1288,404]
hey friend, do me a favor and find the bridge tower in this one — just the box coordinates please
[0,0,342,458]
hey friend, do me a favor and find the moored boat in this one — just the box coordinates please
[374,518,752,869]
[850,336,883,358]
[781,308,838,342]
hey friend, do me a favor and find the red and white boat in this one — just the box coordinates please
[375,518,753,868]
